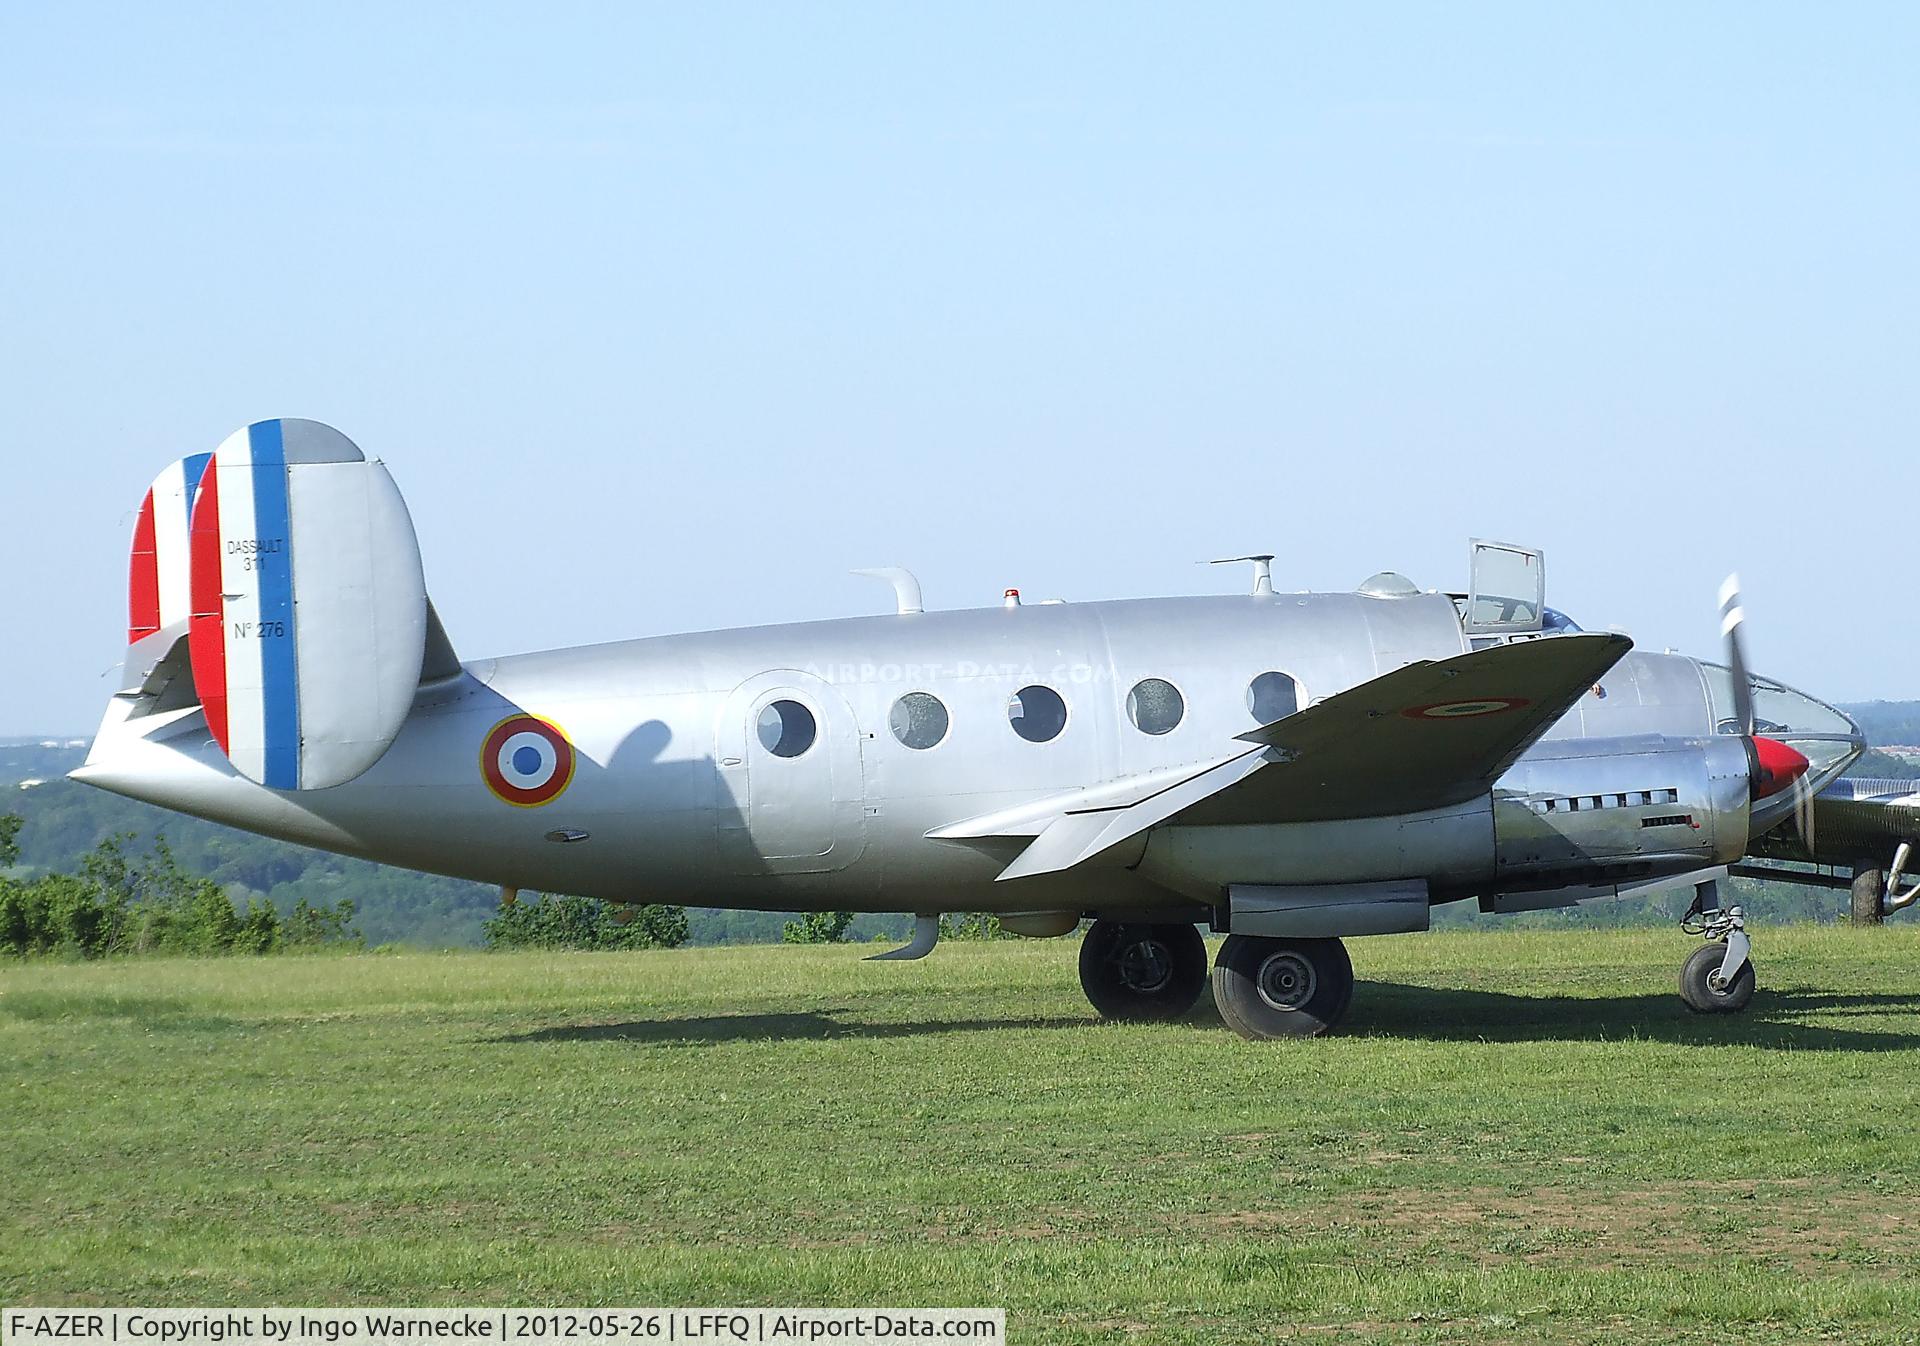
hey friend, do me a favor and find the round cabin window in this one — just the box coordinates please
[1007,685,1068,743]
[1126,678,1185,735]
[756,699,817,758]
[1247,671,1300,725]
[889,692,950,750]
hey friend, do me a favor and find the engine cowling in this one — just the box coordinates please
[1492,734,1757,887]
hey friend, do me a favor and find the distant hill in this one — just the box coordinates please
[9,699,1919,944]
[1840,704,1920,779]
[0,736,90,788]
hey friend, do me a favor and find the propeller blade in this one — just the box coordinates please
[1719,573,1755,737]
[1795,770,1817,859]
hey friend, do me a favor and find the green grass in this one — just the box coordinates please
[6,928,1920,1343]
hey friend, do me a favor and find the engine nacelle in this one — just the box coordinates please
[1491,734,1752,889]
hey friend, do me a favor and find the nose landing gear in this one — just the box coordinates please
[1679,880,1755,1014]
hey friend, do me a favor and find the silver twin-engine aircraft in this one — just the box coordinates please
[77,419,1916,1038]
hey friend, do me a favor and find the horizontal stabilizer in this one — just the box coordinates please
[187,419,428,791]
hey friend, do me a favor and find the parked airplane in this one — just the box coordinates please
[78,420,1906,1038]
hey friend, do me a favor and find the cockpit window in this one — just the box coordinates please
[1465,541,1544,632]
[1700,664,1857,740]
[1541,607,1583,634]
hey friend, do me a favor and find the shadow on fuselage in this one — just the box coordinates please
[483,984,1920,1051]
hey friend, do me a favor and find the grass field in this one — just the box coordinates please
[6,928,1920,1344]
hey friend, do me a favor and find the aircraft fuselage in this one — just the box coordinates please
[76,590,1860,920]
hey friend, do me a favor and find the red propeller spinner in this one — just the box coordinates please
[1749,735,1810,801]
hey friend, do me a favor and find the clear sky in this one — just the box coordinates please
[3,3,1915,735]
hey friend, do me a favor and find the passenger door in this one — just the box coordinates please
[716,670,867,875]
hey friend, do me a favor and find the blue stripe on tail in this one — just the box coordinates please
[181,451,212,515]
[248,420,301,790]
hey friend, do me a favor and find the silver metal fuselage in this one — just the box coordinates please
[77,591,1861,918]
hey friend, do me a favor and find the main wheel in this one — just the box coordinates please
[1077,919,1208,1022]
[1679,942,1756,1014]
[1212,935,1354,1039]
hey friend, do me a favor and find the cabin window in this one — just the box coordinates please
[1007,685,1068,743]
[1246,671,1300,725]
[889,692,949,750]
[756,699,816,758]
[1126,678,1184,735]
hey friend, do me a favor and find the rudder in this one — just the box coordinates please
[186,418,428,790]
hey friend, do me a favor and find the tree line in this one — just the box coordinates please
[0,818,359,957]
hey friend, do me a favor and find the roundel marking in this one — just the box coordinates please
[1401,697,1533,721]
[481,714,576,807]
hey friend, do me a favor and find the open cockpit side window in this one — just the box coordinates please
[1461,540,1545,635]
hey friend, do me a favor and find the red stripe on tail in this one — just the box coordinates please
[188,461,230,754]
[128,489,160,643]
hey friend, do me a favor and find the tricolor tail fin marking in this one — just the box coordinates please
[187,418,428,791]
[128,453,212,643]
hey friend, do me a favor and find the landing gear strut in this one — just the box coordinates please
[1679,880,1755,1014]
[1212,934,1355,1039]
[1077,919,1208,1021]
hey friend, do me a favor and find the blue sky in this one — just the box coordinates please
[3,3,1915,734]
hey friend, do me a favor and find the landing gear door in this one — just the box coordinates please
[1465,540,1545,635]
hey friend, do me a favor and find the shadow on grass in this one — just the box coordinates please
[490,1011,1094,1045]
[1349,983,1920,1050]
[493,984,1920,1051]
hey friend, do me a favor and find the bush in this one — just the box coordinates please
[483,894,690,951]
[0,826,361,959]
[783,910,853,944]
[940,912,1010,940]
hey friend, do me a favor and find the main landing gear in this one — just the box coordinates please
[1212,934,1354,1039]
[1077,919,1208,1021]
[1077,919,1357,1039]
[1678,880,1756,1014]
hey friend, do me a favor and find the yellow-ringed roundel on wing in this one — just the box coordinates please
[1401,697,1533,721]
[481,715,576,807]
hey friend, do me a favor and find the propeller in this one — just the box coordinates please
[1719,573,1816,854]
[1718,574,1755,738]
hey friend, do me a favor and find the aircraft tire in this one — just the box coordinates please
[1678,942,1755,1014]
[1077,919,1208,1022]
[1212,935,1354,1039]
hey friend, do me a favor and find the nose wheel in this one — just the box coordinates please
[1679,881,1755,1014]
[1077,919,1209,1021]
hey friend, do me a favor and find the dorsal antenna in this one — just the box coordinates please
[851,566,924,615]
[1210,554,1276,597]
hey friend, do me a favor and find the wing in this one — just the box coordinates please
[932,632,1633,882]
[1178,632,1634,825]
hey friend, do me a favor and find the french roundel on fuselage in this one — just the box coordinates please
[185,419,428,791]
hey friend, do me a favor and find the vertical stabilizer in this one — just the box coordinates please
[185,418,428,791]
